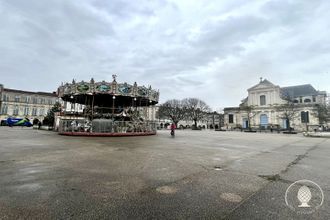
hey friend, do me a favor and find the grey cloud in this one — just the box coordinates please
[91,0,156,18]
[0,0,329,109]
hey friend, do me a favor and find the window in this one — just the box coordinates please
[299,96,302,103]
[260,114,268,126]
[13,105,19,115]
[304,99,311,103]
[32,108,37,116]
[1,104,8,114]
[312,96,316,102]
[24,106,30,115]
[301,111,309,123]
[15,96,20,102]
[294,100,299,103]
[260,95,266,106]
[33,97,38,104]
[48,99,53,105]
[39,108,44,116]
[25,96,30,103]
[229,114,234,123]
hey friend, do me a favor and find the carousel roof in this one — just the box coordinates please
[57,75,159,106]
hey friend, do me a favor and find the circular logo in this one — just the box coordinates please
[285,179,324,214]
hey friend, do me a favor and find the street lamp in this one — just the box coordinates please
[134,97,137,112]
[70,95,74,112]
[112,96,116,119]
[149,100,152,121]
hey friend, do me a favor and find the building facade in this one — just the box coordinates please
[205,112,224,129]
[224,79,327,131]
[0,84,58,122]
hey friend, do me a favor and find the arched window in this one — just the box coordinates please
[260,95,266,106]
[304,99,311,103]
[260,114,268,126]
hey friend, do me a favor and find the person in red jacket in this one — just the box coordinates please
[170,123,176,136]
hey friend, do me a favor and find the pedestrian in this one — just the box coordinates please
[270,125,273,133]
[170,123,176,137]
[38,121,42,130]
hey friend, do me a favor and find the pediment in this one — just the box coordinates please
[248,79,277,91]
[250,84,272,90]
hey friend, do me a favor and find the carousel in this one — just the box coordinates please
[56,75,159,136]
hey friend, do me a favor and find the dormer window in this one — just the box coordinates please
[260,95,266,106]
[312,96,316,102]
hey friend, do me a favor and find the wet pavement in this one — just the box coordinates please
[0,127,329,219]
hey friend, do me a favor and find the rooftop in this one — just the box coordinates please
[2,88,57,97]
[281,84,320,97]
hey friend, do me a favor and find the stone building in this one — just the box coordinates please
[206,112,224,129]
[224,79,327,131]
[0,84,58,122]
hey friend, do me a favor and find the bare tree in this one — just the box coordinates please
[182,98,211,128]
[274,95,299,132]
[313,100,330,125]
[157,99,186,126]
[239,103,258,131]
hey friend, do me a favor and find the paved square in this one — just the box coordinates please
[0,127,329,219]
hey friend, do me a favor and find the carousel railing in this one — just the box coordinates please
[58,119,157,133]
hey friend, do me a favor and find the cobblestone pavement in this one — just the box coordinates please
[0,127,329,219]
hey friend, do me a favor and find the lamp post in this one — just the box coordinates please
[112,95,116,120]
[134,97,137,111]
[149,100,152,121]
[70,95,74,113]
[91,93,95,120]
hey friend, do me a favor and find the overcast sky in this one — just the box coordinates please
[1,0,329,109]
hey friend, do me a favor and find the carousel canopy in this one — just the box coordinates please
[57,76,159,107]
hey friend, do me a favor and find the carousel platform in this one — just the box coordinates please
[59,131,156,137]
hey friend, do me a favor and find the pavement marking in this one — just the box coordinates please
[214,166,223,170]
[220,193,242,203]
[16,183,42,192]
[156,186,178,194]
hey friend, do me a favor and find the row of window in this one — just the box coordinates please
[227,111,310,123]
[0,105,48,116]
[294,97,316,103]
[1,94,56,105]
[258,95,317,106]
